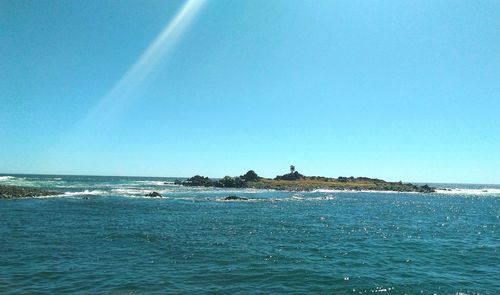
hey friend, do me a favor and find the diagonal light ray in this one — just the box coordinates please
[80,0,206,130]
[43,0,206,169]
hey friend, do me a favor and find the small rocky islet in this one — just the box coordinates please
[176,168,436,193]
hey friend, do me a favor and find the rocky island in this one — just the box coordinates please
[0,185,60,199]
[176,167,435,193]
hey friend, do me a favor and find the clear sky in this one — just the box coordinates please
[1,0,499,183]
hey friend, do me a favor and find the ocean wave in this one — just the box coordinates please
[178,188,272,194]
[311,188,414,194]
[102,194,340,203]
[307,195,336,201]
[63,190,108,196]
[134,180,166,186]
[163,181,178,185]
[111,188,146,195]
[270,195,337,202]
[209,195,337,203]
[436,188,500,196]
[0,176,15,181]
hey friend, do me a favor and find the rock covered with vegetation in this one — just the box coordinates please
[179,168,435,193]
[240,170,260,182]
[248,175,435,193]
[0,185,59,199]
[275,171,305,181]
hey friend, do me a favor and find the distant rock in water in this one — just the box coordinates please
[224,195,248,201]
[0,185,59,199]
[182,175,214,187]
[145,191,163,198]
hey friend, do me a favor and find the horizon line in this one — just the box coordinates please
[0,172,498,186]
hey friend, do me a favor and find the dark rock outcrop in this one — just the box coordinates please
[182,175,214,187]
[214,176,245,188]
[224,195,248,201]
[275,171,304,181]
[416,184,435,193]
[180,170,262,189]
[240,170,260,182]
[145,191,163,198]
[0,185,59,199]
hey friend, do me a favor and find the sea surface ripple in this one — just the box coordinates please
[0,174,498,294]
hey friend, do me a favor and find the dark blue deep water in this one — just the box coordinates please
[0,175,498,294]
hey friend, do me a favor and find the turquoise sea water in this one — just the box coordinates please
[0,174,498,294]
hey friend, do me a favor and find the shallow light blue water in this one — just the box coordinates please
[0,174,499,294]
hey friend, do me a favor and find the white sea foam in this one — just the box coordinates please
[311,189,343,193]
[63,190,108,196]
[134,180,166,186]
[214,197,259,203]
[0,176,15,181]
[112,188,146,195]
[436,188,500,196]
[272,195,337,202]
[308,195,336,201]
[212,195,338,203]
[33,194,65,199]
[311,188,413,194]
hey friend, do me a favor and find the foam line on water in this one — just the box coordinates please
[436,188,500,195]
[133,180,166,186]
[63,190,108,196]
[312,189,418,194]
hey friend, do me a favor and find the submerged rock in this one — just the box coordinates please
[224,195,248,201]
[145,191,163,198]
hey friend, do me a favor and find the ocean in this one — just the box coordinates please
[0,174,498,294]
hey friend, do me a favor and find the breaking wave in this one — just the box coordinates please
[435,188,500,196]
[133,180,166,186]
[62,190,108,196]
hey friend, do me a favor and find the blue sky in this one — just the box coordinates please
[1,0,499,183]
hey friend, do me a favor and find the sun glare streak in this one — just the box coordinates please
[80,0,206,129]
[43,0,206,168]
